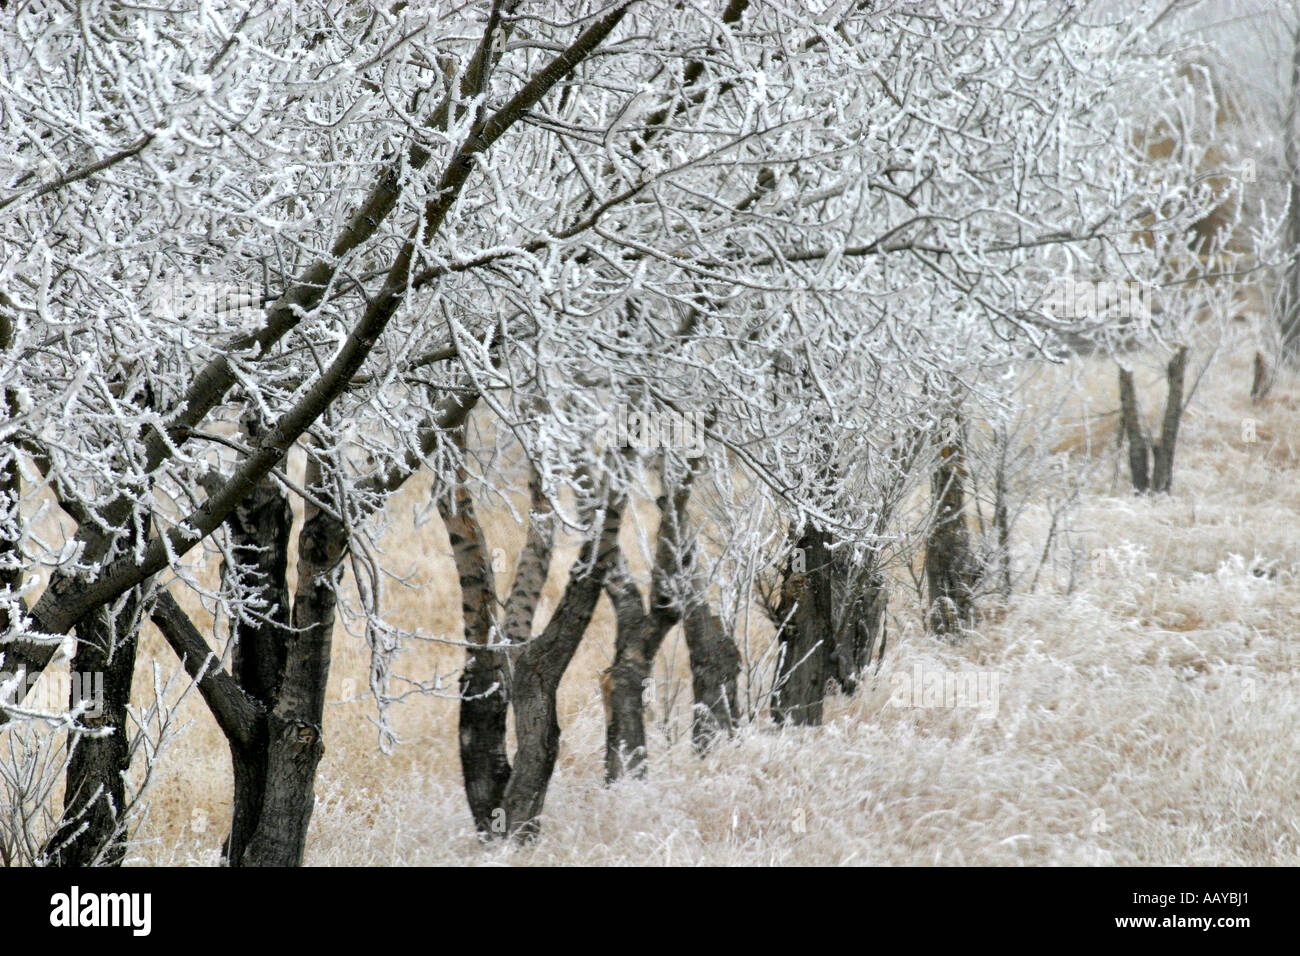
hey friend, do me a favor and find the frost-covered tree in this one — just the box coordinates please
[0,0,1252,861]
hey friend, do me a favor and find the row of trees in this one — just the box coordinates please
[0,0,1283,864]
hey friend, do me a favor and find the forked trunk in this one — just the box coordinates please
[238,454,341,866]
[221,469,293,865]
[504,501,622,840]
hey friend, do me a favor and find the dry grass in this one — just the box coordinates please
[11,346,1300,866]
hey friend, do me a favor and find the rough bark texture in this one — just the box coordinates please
[438,467,510,836]
[600,487,689,781]
[48,390,154,866]
[925,429,980,639]
[602,561,657,781]
[220,459,294,865]
[832,566,887,692]
[46,582,144,866]
[683,598,739,753]
[771,526,835,725]
[992,447,1013,600]
[238,454,341,866]
[1118,365,1151,492]
[504,500,622,840]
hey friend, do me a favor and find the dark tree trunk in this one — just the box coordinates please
[1251,350,1272,401]
[683,598,739,753]
[925,426,979,639]
[599,485,689,782]
[1150,347,1188,494]
[237,453,341,866]
[602,564,655,782]
[442,451,556,835]
[224,732,269,866]
[1119,349,1187,496]
[438,457,511,836]
[503,501,622,840]
[219,459,294,865]
[992,447,1013,600]
[1118,366,1151,493]
[47,582,144,866]
[0,311,20,638]
[836,566,888,689]
[772,526,834,725]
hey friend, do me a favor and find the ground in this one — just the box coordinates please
[15,346,1300,866]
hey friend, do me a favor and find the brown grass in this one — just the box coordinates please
[10,346,1300,865]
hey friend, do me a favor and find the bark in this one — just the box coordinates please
[771,526,835,725]
[1150,346,1188,494]
[992,447,1013,600]
[215,448,294,866]
[438,462,510,836]
[238,453,342,866]
[503,500,623,840]
[1118,365,1151,493]
[600,487,688,782]
[1251,350,1272,402]
[45,581,144,866]
[828,559,886,695]
[0,309,19,640]
[149,591,261,750]
[683,598,739,753]
[833,565,888,692]
[602,561,656,781]
[47,378,156,866]
[925,428,979,639]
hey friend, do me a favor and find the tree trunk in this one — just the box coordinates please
[683,598,739,753]
[842,566,888,684]
[219,462,294,865]
[438,457,511,836]
[503,500,622,840]
[992,446,1013,599]
[237,453,341,866]
[1150,346,1188,494]
[1251,350,1272,401]
[772,526,834,725]
[1118,365,1151,493]
[925,426,979,639]
[599,484,689,782]
[0,310,20,639]
[602,563,655,782]
[47,582,144,866]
